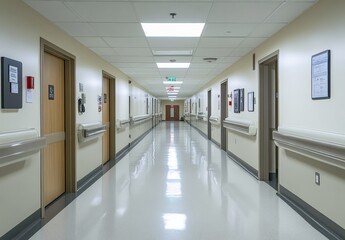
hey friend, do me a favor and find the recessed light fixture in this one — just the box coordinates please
[168,96,177,98]
[163,81,183,84]
[152,50,193,56]
[157,63,190,68]
[167,90,179,93]
[167,93,178,95]
[141,23,205,37]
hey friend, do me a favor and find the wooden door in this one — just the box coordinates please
[43,52,65,206]
[102,76,110,164]
[166,105,171,120]
[173,105,179,121]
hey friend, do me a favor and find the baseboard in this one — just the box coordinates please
[77,165,103,194]
[211,139,220,147]
[1,210,40,240]
[227,150,258,179]
[115,143,130,163]
[278,185,345,240]
[190,124,208,139]
[129,128,152,150]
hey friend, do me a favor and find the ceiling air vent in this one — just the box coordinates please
[203,57,218,63]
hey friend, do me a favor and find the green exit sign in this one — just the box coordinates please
[166,76,176,82]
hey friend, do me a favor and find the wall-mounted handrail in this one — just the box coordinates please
[78,122,106,143]
[209,116,220,125]
[273,127,345,170]
[117,119,130,129]
[130,114,152,125]
[223,119,257,136]
[0,129,46,168]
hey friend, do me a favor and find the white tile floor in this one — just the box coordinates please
[30,122,327,240]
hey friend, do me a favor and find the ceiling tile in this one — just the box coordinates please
[230,47,253,57]
[113,48,152,57]
[202,23,256,37]
[55,22,98,36]
[103,37,149,48]
[66,2,137,23]
[194,48,233,57]
[207,2,281,23]
[90,23,145,37]
[198,38,243,48]
[250,23,287,37]
[133,2,212,23]
[103,56,155,63]
[186,68,213,75]
[90,47,117,56]
[75,37,109,47]
[147,38,199,48]
[266,2,316,23]
[154,56,193,63]
[129,63,157,68]
[24,1,81,22]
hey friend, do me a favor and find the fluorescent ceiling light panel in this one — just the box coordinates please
[168,96,177,98]
[167,90,179,93]
[167,93,178,95]
[141,23,205,37]
[163,81,183,84]
[152,50,193,56]
[157,63,190,68]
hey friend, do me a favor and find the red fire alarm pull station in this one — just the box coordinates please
[27,76,34,89]
[229,101,232,106]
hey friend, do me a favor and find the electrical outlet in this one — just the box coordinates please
[315,172,320,185]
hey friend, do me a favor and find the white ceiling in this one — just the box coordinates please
[23,0,317,100]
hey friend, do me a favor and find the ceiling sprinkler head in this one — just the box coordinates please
[170,13,177,19]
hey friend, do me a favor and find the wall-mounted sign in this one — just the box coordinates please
[48,85,54,100]
[1,57,23,109]
[311,50,330,99]
[166,76,176,82]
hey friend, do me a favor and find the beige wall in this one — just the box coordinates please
[192,0,345,229]
[0,0,154,237]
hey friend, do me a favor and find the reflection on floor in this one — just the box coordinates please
[30,122,326,240]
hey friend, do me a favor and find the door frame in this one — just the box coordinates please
[258,50,279,182]
[102,71,116,161]
[207,89,211,140]
[40,38,76,217]
[220,80,228,151]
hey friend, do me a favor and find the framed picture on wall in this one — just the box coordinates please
[233,89,240,113]
[240,88,244,111]
[248,92,254,112]
[311,50,330,100]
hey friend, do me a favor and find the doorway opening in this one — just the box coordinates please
[259,51,279,190]
[102,71,116,164]
[40,39,76,214]
[220,80,228,151]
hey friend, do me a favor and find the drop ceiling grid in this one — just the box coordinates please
[22,0,318,99]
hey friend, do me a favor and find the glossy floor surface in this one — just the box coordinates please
[30,122,326,240]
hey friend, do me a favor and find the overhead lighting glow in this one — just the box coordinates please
[157,63,190,68]
[167,93,178,95]
[152,50,193,56]
[141,23,205,37]
[165,86,181,90]
[163,81,183,84]
[167,90,179,93]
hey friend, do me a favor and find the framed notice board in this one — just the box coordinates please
[311,50,330,100]
[1,57,23,109]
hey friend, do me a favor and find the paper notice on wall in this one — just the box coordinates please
[11,83,19,94]
[26,89,33,103]
[9,65,18,83]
